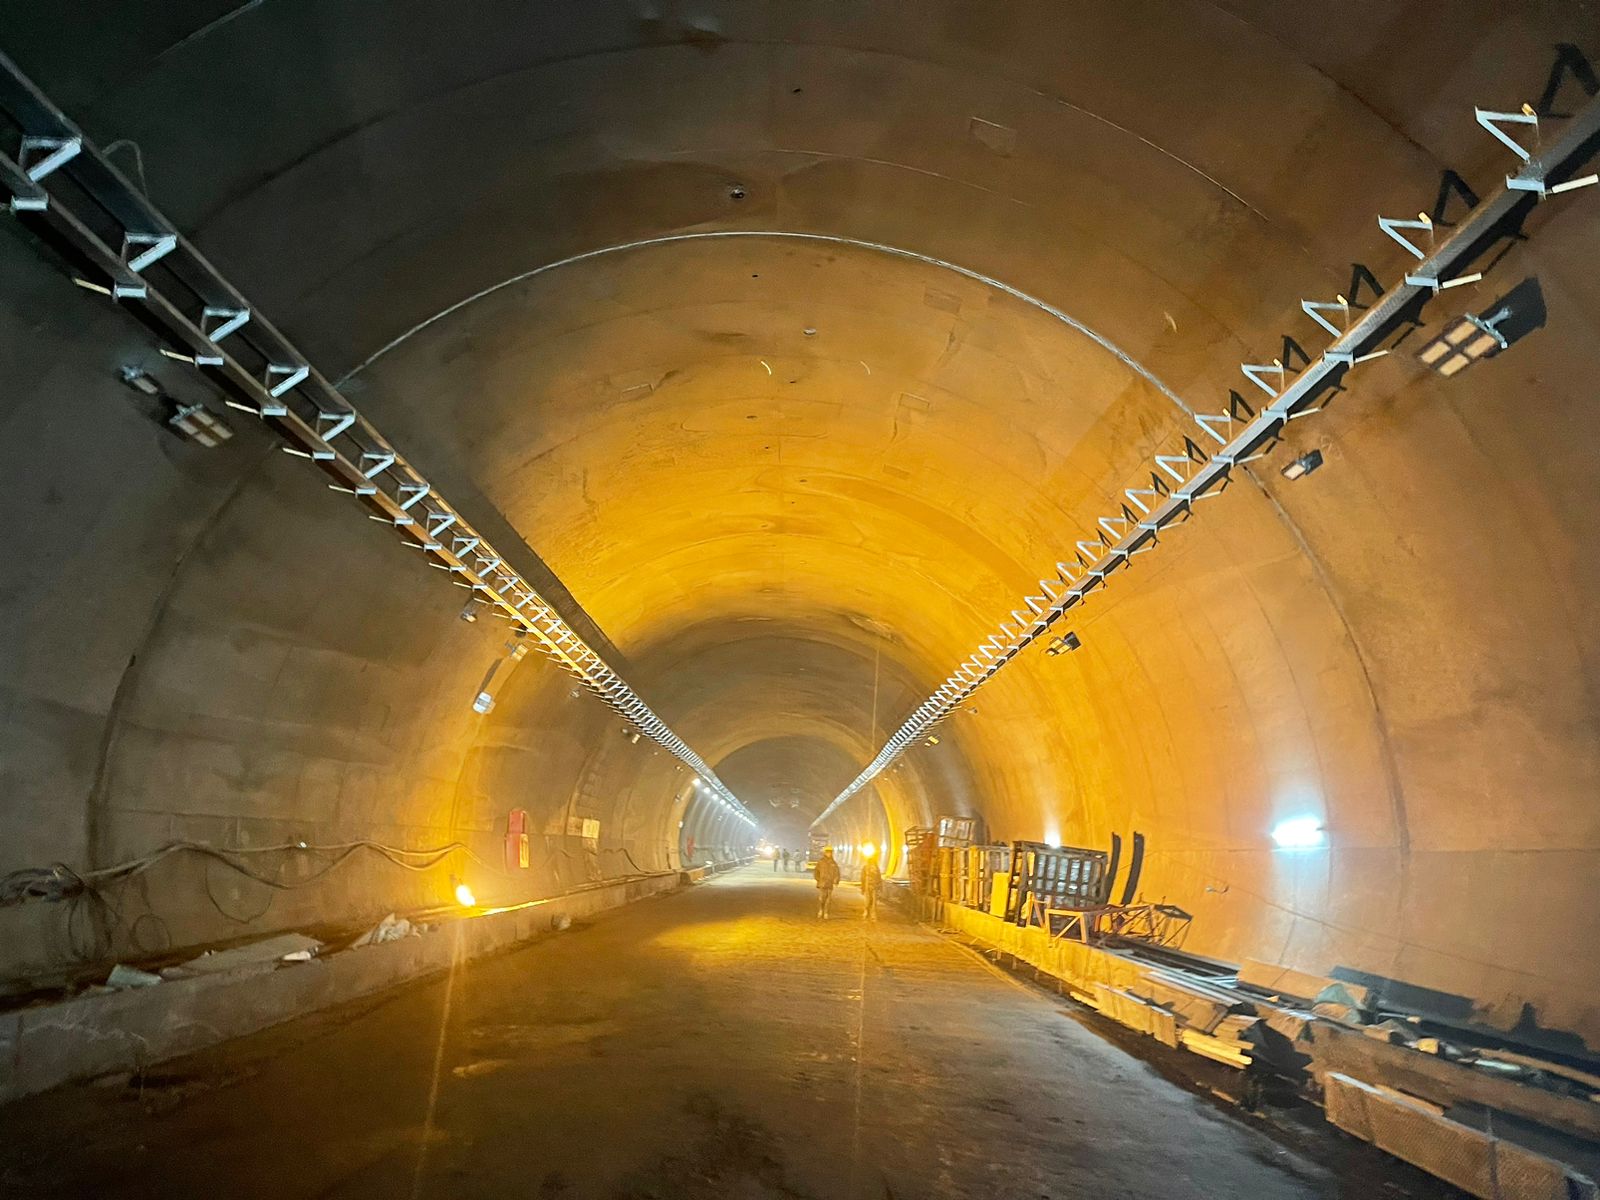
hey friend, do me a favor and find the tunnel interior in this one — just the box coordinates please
[3,1,1600,1170]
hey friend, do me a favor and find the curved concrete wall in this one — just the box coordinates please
[2,3,1597,1046]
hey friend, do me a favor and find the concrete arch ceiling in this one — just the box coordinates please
[5,2,1599,1043]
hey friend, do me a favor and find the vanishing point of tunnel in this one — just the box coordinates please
[2,5,1599,1199]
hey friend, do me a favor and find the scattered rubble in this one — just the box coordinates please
[165,933,323,979]
[352,913,419,947]
[104,965,161,989]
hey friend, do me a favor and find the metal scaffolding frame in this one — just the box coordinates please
[815,90,1600,829]
[0,52,757,829]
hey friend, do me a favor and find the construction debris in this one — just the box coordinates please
[1324,1072,1598,1200]
[1132,968,1243,1034]
[1180,1023,1255,1069]
[1310,1017,1600,1142]
[928,895,1600,1198]
[168,933,323,977]
[352,913,418,947]
[1476,1049,1600,1097]
[1362,1019,1414,1045]
[104,964,162,989]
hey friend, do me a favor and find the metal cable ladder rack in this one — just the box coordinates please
[0,51,756,828]
[814,89,1600,828]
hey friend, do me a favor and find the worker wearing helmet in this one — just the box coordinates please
[860,844,883,921]
[813,846,841,918]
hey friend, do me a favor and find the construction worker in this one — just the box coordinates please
[860,844,883,921]
[778,848,789,872]
[813,846,841,918]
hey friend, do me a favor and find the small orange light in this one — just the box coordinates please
[454,883,477,907]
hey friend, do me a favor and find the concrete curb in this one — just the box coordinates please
[679,857,755,885]
[0,872,681,1104]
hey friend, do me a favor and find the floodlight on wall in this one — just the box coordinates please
[1417,280,1549,380]
[469,637,538,716]
[1271,816,1325,849]
[121,365,233,448]
[1044,631,1082,657]
[168,402,233,448]
[119,366,161,397]
[1280,448,1324,481]
[1417,313,1508,377]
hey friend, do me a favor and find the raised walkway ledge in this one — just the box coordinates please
[0,862,742,1104]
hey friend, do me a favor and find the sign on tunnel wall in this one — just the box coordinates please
[542,813,601,842]
[507,808,530,869]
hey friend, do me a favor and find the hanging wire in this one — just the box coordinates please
[0,839,480,910]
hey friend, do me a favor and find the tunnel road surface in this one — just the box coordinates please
[4,868,1364,1198]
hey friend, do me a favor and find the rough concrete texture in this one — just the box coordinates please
[0,869,1458,1199]
[1,2,1598,1053]
[0,872,684,1103]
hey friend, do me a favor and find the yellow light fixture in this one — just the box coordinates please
[861,842,878,858]
[454,882,477,907]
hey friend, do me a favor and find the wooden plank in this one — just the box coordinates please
[1310,1019,1600,1141]
[1215,1014,1261,1039]
[1324,1072,1597,1200]
[1129,974,1231,1034]
[1148,1004,1180,1049]
[1090,982,1185,1048]
[1178,1028,1251,1068]
[1091,983,1150,1036]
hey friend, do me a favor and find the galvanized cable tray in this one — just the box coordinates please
[817,90,1600,826]
[0,51,755,827]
